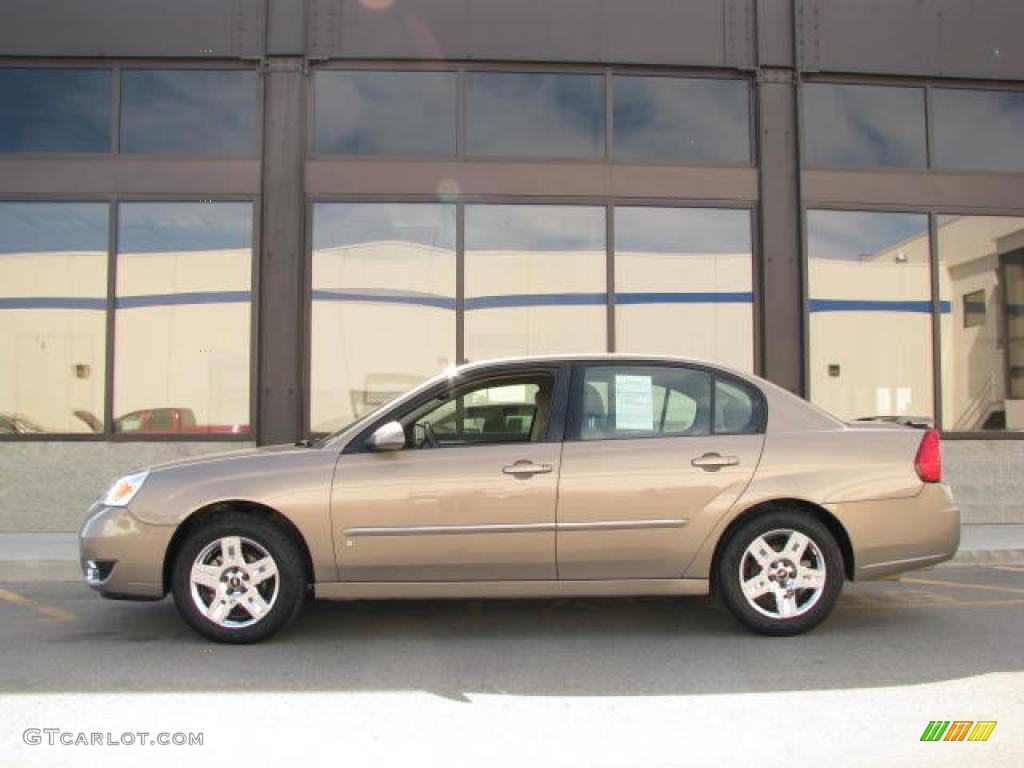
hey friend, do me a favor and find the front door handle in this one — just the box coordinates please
[691,452,740,471]
[502,461,553,476]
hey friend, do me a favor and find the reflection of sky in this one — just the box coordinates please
[314,203,456,251]
[614,77,750,164]
[315,71,456,155]
[118,203,253,253]
[466,73,604,158]
[933,89,1024,172]
[808,210,928,261]
[120,70,259,156]
[0,68,111,153]
[616,208,751,253]
[0,203,108,253]
[803,83,927,168]
[466,205,604,251]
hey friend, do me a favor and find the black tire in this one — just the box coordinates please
[171,513,307,644]
[715,510,844,636]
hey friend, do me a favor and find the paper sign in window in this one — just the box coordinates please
[615,375,653,430]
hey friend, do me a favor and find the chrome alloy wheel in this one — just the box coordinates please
[738,528,827,620]
[189,536,279,629]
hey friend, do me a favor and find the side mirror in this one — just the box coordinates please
[367,421,406,451]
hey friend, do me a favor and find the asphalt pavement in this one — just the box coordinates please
[0,564,1022,766]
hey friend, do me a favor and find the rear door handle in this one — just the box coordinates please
[691,452,740,471]
[503,461,553,476]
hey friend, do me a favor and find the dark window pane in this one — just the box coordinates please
[962,289,986,329]
[807,210,933,422]
[803,83,927,168]
[314,70,456,156]
[311,203,456,433]
[466,73,604,159]
[613,76,750,164]
[0,203,108,433]
[933,89,1024,172]
[0,68,111,153]
[115,203,253,434]
[120,70,259,156]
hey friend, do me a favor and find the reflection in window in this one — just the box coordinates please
[614,207,753,371]
[120,70,259,156]
[115,203,253,434]
[314,70,457,156]
[311,203,456,433]
[0,203,108,433]
[464,205,606,360]
[466,73,605,159]
[938,216,1024,431]
[807,210,934,422]
[932,89,1024,172]
[613,76,750,165]
[802,83,927,168]
[0,68,111,153]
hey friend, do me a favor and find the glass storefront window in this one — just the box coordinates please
[310,203,456,433]
[464,205,606,360]
[314,70,457,156]
[807,210,934,423]
[0,68,112,153]
[614,207,754,371]
[120,70,259,156]
[938,216,1024,432]
[932,89,1024,173]
[802,83,927,168]
[0,203,108,433]
[114,203,252,434]
[466,73,605,159]
[613,76,751,165]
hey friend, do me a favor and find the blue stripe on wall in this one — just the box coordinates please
[466,293,606,310]
[116,291,251,309]
[312,289,456,310]
[615,291,754,305]
[0,297,106,310]
[809,299,953,314]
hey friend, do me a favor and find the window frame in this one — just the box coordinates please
[564,360,767,443]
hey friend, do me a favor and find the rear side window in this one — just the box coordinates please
[578,365,712,440]
[714,378,762,435]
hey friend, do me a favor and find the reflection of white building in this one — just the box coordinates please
[810,217,1024,429]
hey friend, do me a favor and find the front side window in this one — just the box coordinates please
[0,202,108,433]
[114,202,253,435]
[577,365,712,441]
[400,373,555,448]
[807,210,934,423]
[120,69,259,156]
[0,68,112,153]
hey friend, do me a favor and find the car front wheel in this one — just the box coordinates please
[171,514,306,644]
[716,510,844,636]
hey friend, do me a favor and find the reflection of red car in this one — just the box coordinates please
[113,408,250,435]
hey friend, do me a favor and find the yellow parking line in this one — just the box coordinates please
[0,587,76,621]
[899,576,1024,595]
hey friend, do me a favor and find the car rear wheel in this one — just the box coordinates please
[171,514,306,644]
[716,510,844,636]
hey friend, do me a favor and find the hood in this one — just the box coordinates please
[147,443,311,473]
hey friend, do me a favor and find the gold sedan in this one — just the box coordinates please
[80,356,959,642]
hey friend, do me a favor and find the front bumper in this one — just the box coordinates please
[79,503,173,599]
[833,482,961,581]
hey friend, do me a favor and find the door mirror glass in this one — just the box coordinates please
[367,421,406,451]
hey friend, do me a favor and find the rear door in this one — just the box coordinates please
[556,362,765,579]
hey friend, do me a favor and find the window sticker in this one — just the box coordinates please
[615,375,654,430]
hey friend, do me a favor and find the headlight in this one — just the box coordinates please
[100,470,149,507]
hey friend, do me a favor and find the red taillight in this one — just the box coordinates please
[915,429,942,483]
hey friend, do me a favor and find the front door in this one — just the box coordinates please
[332,367,566,581]
[556,362,765,579]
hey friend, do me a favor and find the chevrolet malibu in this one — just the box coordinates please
[80,355,959,643]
